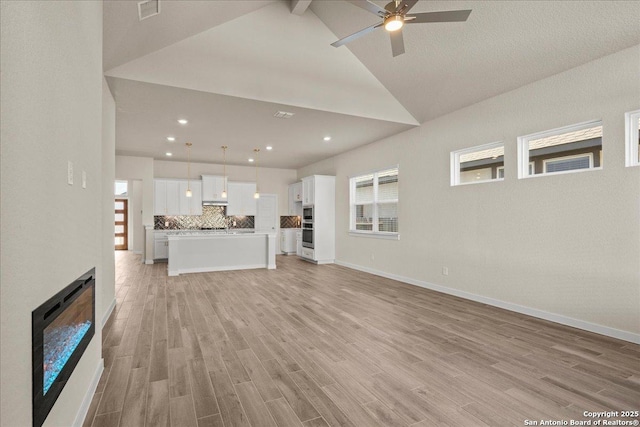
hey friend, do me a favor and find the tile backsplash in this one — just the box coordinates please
[280,216,301,229]
[154,205,254,230]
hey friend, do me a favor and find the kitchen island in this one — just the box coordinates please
[167,230,276,276]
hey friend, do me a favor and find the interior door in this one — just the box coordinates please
[255,194,278,233]
[115,199,128,250]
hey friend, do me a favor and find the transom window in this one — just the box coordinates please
[349,167,399,239]
[517,120,602,178]
[451,141,504,186]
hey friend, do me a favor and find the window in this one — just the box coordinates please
[625,110,640,167]
[114,180,128,196]
[496,162,533,179]
[451,141,504,186]
[350,167,399,238]
[517,120,602,178]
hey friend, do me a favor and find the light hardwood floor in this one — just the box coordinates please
[84,251,640,427]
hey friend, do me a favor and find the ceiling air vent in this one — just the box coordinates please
[138,0,160,21]
[273,111,295,119]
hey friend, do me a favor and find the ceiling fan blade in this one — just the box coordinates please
[331,23,383,48]
[406,9,472,24]
[390,29,405,57]
[346,0,388,17]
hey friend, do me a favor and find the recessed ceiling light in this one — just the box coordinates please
[248,158,254,163]
[165,152,172,156]
[178,119,188,125]
[323,136,332,141]
[167,136,175,142]
[266,146,273,151]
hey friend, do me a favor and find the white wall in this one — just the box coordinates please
[1,2,105,426]
[299,45,640,340]
[101,78,117,328]
[132,180,144,253]
[154,160,297,221]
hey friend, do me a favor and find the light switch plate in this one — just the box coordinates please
[67,161,73,185]
[82,171,87,189]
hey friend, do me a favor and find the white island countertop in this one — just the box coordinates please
[167,230,276,276]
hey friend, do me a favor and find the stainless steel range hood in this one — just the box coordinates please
[202,200,228,206]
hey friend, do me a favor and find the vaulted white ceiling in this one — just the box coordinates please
[104,0,640,169]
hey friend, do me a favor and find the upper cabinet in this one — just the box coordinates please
[288,182,303,216]
[201,175,227,202]
[179,180,203,216]
[302,176,314,206]
[226,182,257,216]
[154,179,202,216]
[291,182,302,202]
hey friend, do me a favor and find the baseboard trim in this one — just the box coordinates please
[145,259,154,265]
[334,260,640,344]
[102,298,116,327]
[168,264,268,276]
[72,358,103,427]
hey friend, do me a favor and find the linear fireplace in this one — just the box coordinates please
[32,268,95,427]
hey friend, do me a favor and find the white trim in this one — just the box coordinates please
[334,260,640,345]
[102,298,116,327]
[522,166,602,179]
[454,177,504,186]
[542,152,594,174]
[518,119,601,178]
[625,109,640,167]
[349,231,400,240]
[72,359,104,427]
[451,141,504,186]
[144,260,154,265]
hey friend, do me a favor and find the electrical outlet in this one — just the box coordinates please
[82,171,87,189]
[67,161,73,185]
[442,266,449,276]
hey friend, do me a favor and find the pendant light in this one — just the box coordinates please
[221,145,228,199]
[185,142,192,197]
[253,148,260,199]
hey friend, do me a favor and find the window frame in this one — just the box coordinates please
[625,110,640,167]
[450,141,505,186]
[349,166,400,240]
[517,119,602,179]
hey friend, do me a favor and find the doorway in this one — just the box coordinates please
[115,199,128,250]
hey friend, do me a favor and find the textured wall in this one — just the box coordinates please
[299,46,640,338]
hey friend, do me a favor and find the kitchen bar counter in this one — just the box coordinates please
[167,231,276,276]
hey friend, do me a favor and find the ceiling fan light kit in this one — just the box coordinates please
[332,0,472,57]
[384,15,404,32]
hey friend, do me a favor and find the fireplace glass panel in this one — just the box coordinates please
[42,286,93,395]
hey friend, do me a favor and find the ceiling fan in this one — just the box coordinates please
[331,0,472,57]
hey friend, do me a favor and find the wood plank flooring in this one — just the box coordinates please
[84,251,640,427]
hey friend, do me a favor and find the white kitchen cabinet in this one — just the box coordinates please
[179,180,202,215]
[280,228,297,254]
[201,175,227,202]
[154,231,169,259]
[154,179,181,215]
[299,175,335,264]
[226,182,257,216]
[302,177,314,206]
[288,182,303,216]
[155,179,201,216]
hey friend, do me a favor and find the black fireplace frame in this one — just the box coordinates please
[32,268,95,427]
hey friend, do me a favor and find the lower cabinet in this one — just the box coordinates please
[154,231,168,259]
